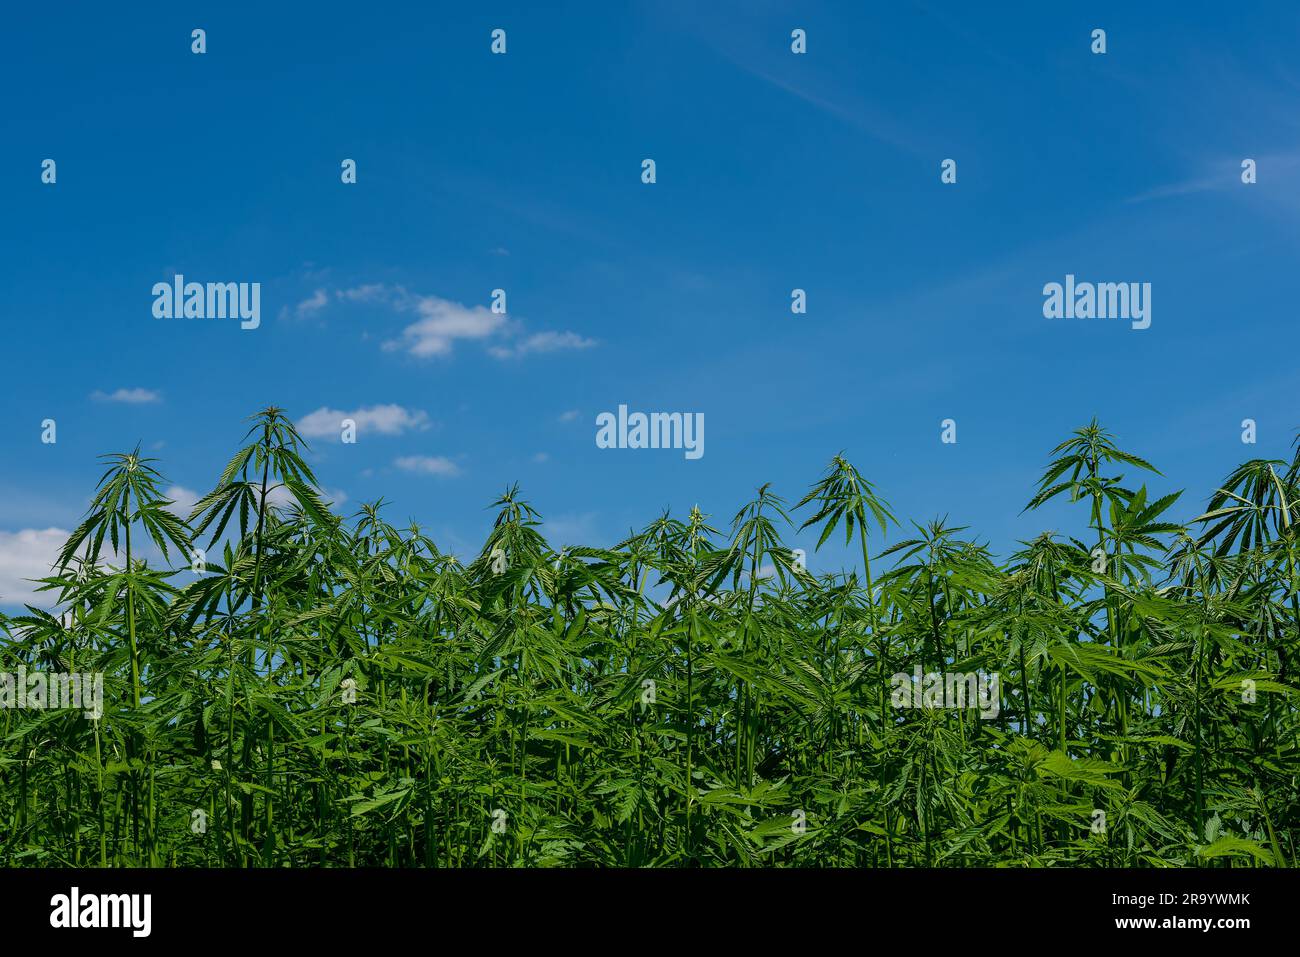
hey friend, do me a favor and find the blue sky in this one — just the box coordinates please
[2,1,1299,605]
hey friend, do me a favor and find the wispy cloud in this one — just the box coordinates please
[297,404,432,441]
[321,487,349,508]
[489,330,597,360]
[736,62,927,157]
[542,511,600,546]
[336,283,393,304]
[297,282,595,361]
[90,387,160,404]
[1126,151,1300,206]
[662,3,931,158]
[394,455,461,477]
[282,288,329,319]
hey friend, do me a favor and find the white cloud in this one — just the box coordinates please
[272,486,298,508]
[319,283,595,361]
[532,452,550,464]
[298,404,431,441]
[384,296,508,358]
[166,485,200,516]
[0,528,67,607]
[489,330,597,360]
[394,455,461,477]
[337,283,396,303]
[289,288,329,318]
[91,387,160,404]
[559,409,581,423]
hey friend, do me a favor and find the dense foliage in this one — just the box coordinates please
[2,409,1298,867]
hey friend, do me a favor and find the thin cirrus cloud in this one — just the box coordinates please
[297,404,431,441]
[394,455,461,477]
[488,330,597,360]
[90,387,160,404]
[1125,151,1300,208]
[291,283,596,360]
[542,511,600,546]
[286,288,329,319]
